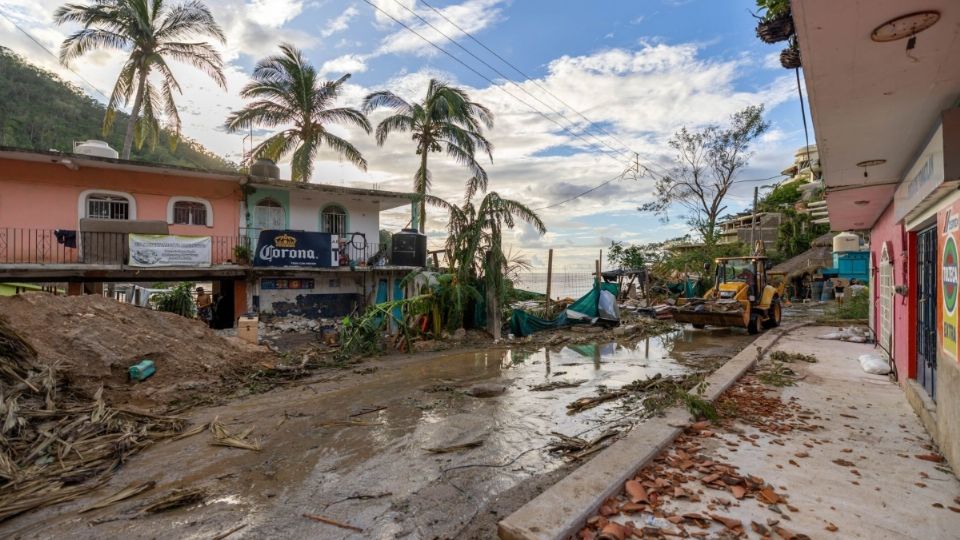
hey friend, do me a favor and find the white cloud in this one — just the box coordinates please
[376,0,505,57]
[320,53,370,76]
[245,0,303,28]
[321,5,359,37]
[369,0,417,27]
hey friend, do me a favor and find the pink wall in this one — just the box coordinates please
[870,202,915,381]
[0,158,242,238]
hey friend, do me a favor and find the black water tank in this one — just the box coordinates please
[392,228,427,267]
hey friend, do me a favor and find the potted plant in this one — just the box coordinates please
[233,243,252,265]
[780,36,801,69]
[755,0,793,44]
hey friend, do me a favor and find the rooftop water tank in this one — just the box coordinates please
[833,231,860,253]
[250,158,280,179]
[73,140,119,159]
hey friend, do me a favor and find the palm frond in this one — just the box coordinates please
[362,90,413,114]
[322,132,368,172]
[317,107,371,133]
[374,113,414,146]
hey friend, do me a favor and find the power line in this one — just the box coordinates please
[390,0,632,162]
[417,0,674,180]
[361,0,640,173]
[533,168,630,211]
[0,8,221,173]
[0,8,111,101]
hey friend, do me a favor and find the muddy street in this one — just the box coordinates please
[1,327,754,540]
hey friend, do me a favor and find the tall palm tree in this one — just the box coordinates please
[56,0,227,159]
[225,44,371,182]
[363,79,493,232]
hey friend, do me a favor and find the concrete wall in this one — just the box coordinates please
[0,157,242,238]
[869,202,913,380]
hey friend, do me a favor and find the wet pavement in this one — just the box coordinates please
[0,327,755,540]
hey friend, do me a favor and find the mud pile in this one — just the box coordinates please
[0,293,270,409]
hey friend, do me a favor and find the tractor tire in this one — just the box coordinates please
[692,323,706,329]
[763,299,782,329]
[747,314,762,334]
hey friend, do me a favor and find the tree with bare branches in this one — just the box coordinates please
[640,105,769,245]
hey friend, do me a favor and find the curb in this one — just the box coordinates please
[497,322,809,540]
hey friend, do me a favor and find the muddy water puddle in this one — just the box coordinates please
[1,327,752,540]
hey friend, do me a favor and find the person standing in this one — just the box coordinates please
[196,286,213,327]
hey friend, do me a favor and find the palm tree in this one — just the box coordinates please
[426,188,545,335]
[225,44,371,182]
[363,79,493,232]
[56,0,227,159]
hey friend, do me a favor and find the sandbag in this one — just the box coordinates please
[859,353,890,375]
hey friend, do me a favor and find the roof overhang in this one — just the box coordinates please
[248,177,414,211]
[792,0,960,230]
[0,146,243,183]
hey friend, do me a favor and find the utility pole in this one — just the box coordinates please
[545,248,554,313]
[750,186,759,251]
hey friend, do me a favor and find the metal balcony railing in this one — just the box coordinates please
[0,228,252,266]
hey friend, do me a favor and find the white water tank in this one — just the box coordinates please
[73,140,119,159]
[833,231,860,253]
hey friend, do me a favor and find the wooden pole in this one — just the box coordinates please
[595,259,601,287]
[750,186,759,251]
[545,248,554,312]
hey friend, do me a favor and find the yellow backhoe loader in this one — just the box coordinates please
[673,252,785,334]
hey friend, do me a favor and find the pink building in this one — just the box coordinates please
[794,0,960,469]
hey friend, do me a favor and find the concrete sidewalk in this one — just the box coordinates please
[574,326,960,539]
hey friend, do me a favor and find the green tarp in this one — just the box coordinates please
[510,281,619,337]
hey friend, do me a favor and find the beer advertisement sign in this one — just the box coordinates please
[940,206,960,360]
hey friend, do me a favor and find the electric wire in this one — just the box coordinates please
[419,0,639,160]
[389,0,633,162]
[361,0,641,174]
[0,8,220,173]
[0,8,110,101]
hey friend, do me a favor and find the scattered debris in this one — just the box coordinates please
[769,350,818,363]
[141,487,207,514]
[529,379,587,391]
[209,418,261,451]
[0,318,188,522]
[549,430,619,460]
[424,440,485,454]
[79,481,156,514]
[303,512,363,532]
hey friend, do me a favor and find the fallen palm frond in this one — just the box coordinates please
[424,440,484,454]
[171,422,209,441]
[337,294,435,360]
[209,418,261,451]
[79,480,156,513]
[140,487,207,514]
[0,318,186,522]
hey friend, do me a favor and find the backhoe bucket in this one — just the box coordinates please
[672,300,750,328]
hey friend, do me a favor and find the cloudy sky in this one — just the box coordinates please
[0,0,810,270]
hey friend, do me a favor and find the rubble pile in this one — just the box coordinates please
[0,317,187,522]
[0,293,269,409]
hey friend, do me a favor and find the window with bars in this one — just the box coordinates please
[253,198,285,230]
[87,194,130,220]
[321,205,347,235]
[173,201,208,225]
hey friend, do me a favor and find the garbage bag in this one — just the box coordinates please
[859,354,891,375]
[597,289,620,324]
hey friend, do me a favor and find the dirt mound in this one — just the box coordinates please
[0,293,270,410]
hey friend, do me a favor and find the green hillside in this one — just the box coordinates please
[0,47,238,172]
